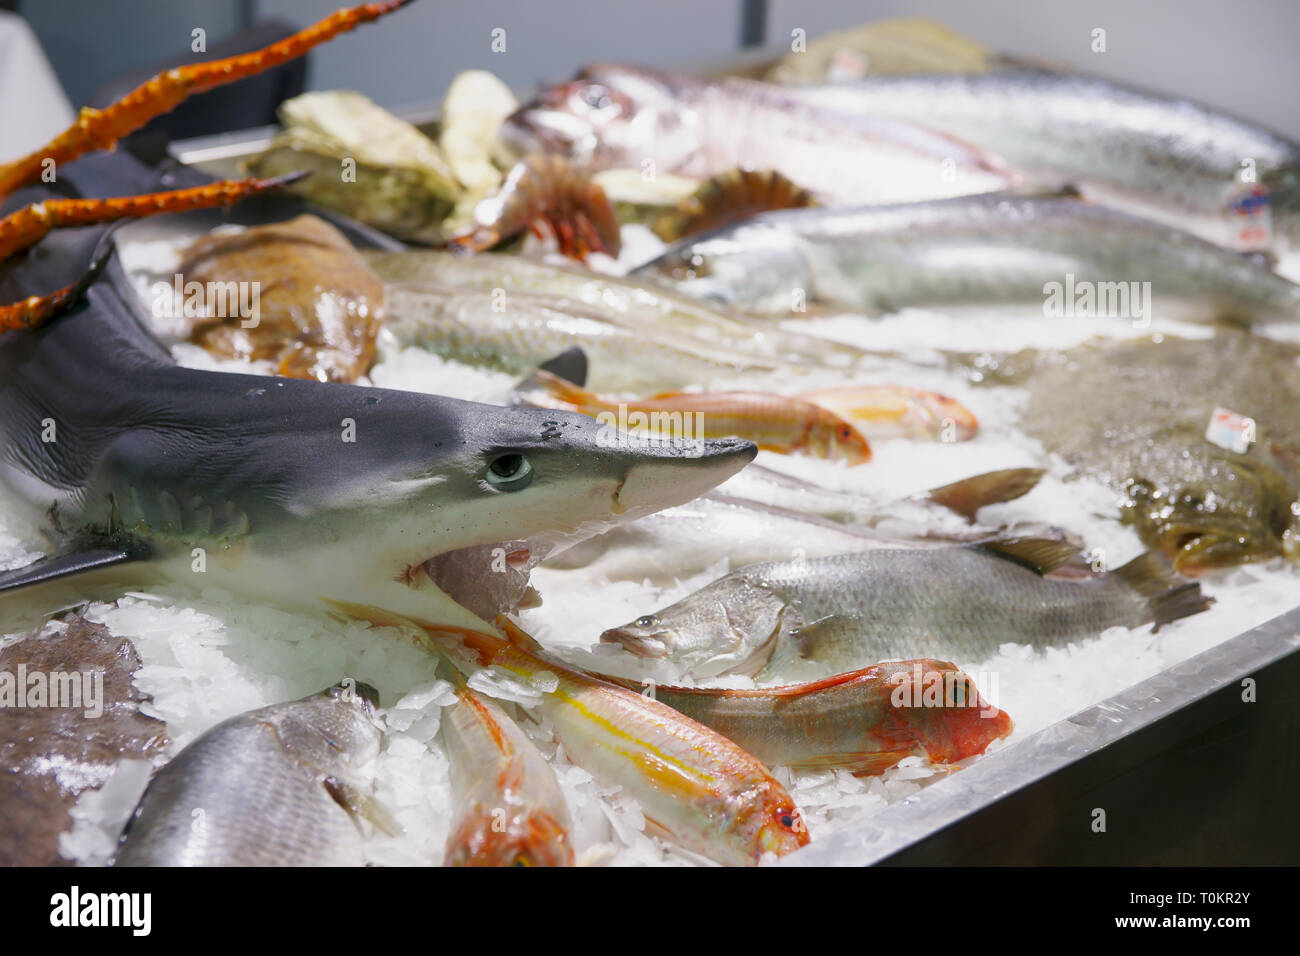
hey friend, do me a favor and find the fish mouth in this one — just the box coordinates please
[599,627,668,659]
[416,540,545,621]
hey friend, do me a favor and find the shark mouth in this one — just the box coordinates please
[415,540,547,621]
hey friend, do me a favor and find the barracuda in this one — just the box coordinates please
[0,222,755,632]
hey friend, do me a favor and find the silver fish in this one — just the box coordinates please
[636,193,1300,320]
[600,541,1211,679]
[381,283,789,392]
[785,69,1300,253]
[504,62,1014,205]
[365,249,880,371]
[114,682,389,866]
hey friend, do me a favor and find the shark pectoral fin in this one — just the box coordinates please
[0,547,144,593]
[322,776,404,838]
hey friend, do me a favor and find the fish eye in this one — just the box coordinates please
[486,453,533,491]
[579,84,612,110]
[778,810,801,832]
[635,614,657,628]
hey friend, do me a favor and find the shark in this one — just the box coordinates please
[0,186,754,633]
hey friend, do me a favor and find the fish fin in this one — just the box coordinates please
[537,347,589,387]
[1112,551,1214,629]
[497,615,548,655]
[926,467,1046,520]
[512,365,592,409]
[1006,182,1085,201]
[0,547,145,593]
[323,777,404,838]
[789,751,913,776]
[974,536,1082,575]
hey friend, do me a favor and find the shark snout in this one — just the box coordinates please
[613,438,756,516]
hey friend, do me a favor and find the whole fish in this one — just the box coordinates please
[519,369,873,464]
[381,283,790,392]
[177,215,385,383]
[543,467,1052,587]
[115,681,389,866]
[505,63,1015,205]
[635,193,1300,320]
[440,670,574,867]
[799,385,977,441]
[974,329,1300,573]
[785,69,1300,253]
[364,249,881,370]
[343,609,809,865]
[618,661,1014,775]
[600,541,1211,678]
[0,191,756,634]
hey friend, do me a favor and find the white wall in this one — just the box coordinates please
[254,0,743,111]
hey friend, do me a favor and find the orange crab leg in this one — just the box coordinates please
[0,0,413,199]
[0,173,308,264]
[0,172,307,331]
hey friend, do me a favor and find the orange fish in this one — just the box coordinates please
[524,369,872,463]
[609,660,1013,776]
[799,385,978,441]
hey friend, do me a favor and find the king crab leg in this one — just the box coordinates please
[0,0,412,200]
[0,172,307,331]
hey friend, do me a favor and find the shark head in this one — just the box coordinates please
[28,364,756,633]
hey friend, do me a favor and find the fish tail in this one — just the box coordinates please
[927,467,1046,521]
[1113,551,1215,629]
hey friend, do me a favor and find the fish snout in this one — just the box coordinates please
[599,625,669,659]
[612,438,756,516]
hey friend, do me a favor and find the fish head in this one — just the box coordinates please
[270,681,388,772]
[1121,447,1300,575]
[503,64,690,170]
[731,789,810,861]
[303,398,757,628]
[444,802,574,868]
[799,409,873,465]
[599,575,786,678]
[632,224,811,314]
[879,661,1014,763]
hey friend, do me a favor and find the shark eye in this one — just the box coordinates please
[635,615,657,628]
[486,453,533,491]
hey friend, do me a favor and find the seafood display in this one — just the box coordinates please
[115,682,389,866]
[638,193,1300,319]
[600,543,1210,679]
[2,3,1296,872]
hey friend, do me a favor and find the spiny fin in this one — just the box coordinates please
[323,777,403,838]
[975,536,1082,575]
[926,467,1046,520]
[1112,551,1214,629]
[0,547,143,593]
